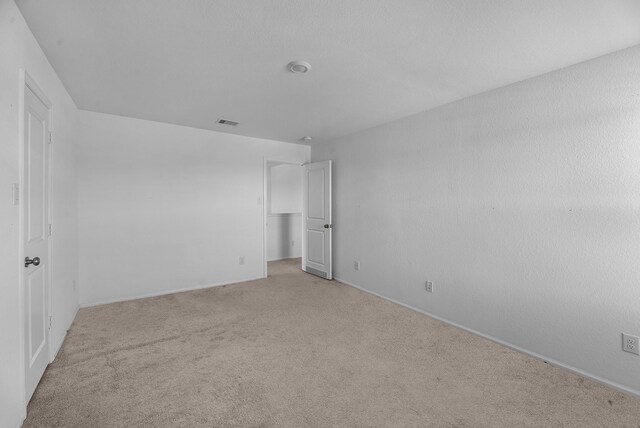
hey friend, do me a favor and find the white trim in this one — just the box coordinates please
[46,101,54,364]
[50,305,79,360]
[24,72,52,109]
[334,276,640,399]
[267,256,302,263]
[80,276,264,308]
[267,212,302,217]
[17,68,28,428]
[263,158,268,278]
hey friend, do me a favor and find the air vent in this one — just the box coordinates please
[216,119,239,126]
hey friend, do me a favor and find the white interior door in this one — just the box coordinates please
[302,160,332,279]
[23,82,51,402]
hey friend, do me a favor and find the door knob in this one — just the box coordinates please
[323,224,332,228]
[25,257,40,268]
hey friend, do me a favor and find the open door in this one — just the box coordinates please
[302,160,332,279]
[22,75,52,402]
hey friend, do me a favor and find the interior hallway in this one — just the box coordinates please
[25,259,640,427]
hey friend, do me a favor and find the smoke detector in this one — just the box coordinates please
[287,61,311,74]
[299,136,313,143]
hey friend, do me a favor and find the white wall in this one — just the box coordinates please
[312,45,640,395]
[267,214,302,261]
[269,163,302,214]
[0,1,79,426]
[77,111,309,306]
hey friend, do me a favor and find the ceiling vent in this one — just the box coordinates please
[216,119,239,126]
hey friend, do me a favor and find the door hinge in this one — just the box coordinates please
[48,131,52,144]
[49,316,52,330]
[12,183,19,206]
[48,223,52,236]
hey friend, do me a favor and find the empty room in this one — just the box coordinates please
[2,0,640,426]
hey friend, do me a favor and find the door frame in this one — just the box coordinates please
[262,157,303,278]
[18,69,54,407]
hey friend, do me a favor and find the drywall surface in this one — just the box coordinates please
[77,111,309,306]
[312,46,640,394]
[269,163,302,214]
[16,0,640,143]
[0,1,79,426]
[267,214,302,261]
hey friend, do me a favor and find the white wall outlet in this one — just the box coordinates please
[291,240,295,247]
[622,333,639,355]
[72,280,77,291]
[239,256,245,265]
[354,260,360,271]
[425,281,434,293]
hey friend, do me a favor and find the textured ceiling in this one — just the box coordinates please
[15,0,640,144]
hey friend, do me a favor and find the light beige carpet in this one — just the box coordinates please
[25,259,640,427]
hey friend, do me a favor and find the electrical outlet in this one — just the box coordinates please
[425,281,434,293]
[72,280,77,291]
[354,260,360,271]
[239,257,245,265]
[291,240,295,247]
[622,333,639,355]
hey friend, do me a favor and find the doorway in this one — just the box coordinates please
[263,161,303,276]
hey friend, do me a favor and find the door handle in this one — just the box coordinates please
[323,224,332,228]
[25,257,40,268]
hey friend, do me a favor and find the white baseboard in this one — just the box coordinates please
[80,276,264,308]
[16,407,26,428]
[267,256,302,262]
[334,276,640,399]
[50,304,79,361]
